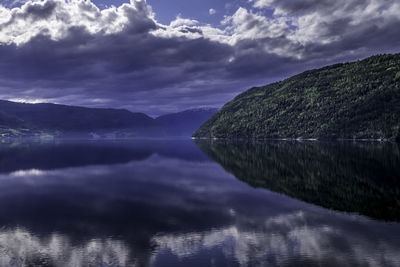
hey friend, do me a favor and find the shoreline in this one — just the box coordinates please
[192,137,397,142]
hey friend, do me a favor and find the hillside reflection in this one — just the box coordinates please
[196,140,400,221]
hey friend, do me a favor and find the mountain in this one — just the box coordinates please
[194,54,400,140]
[0,111,24,127]
[156,108,218,136]
[0,101,219,138]
[0,100,161,138]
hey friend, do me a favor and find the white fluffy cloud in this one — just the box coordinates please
[0,0,155,45]
[250,0,400,46]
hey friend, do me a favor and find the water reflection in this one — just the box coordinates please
[0,139,209,173]
[196,140,400,221]
[0,140,398,266]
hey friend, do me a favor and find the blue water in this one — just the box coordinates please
[0,139,398,267]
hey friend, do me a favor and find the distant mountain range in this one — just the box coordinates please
[155,108,218,137]
[0,100,217,138]
[194,53,400,141]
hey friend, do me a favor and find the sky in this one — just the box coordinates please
[0,0,399,116]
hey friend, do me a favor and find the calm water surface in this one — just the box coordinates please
[0,139,398,267]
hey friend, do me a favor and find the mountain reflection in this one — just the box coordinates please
[195,140,400,221]
[0,139,209,173]
[0,140,398,266]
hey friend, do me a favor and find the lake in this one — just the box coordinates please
[0,139,399,266]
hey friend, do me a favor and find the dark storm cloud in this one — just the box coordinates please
[178,26,203,34]
[0,0,399,115]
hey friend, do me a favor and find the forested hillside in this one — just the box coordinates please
[194,54,400,140]
[0,100,217,138]
[0,100,160,138]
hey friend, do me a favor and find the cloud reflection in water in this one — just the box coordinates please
[0,140,397,266]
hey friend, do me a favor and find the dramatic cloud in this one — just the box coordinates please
[0,0,399,115]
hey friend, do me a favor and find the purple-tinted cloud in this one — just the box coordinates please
[0,0,399,115]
